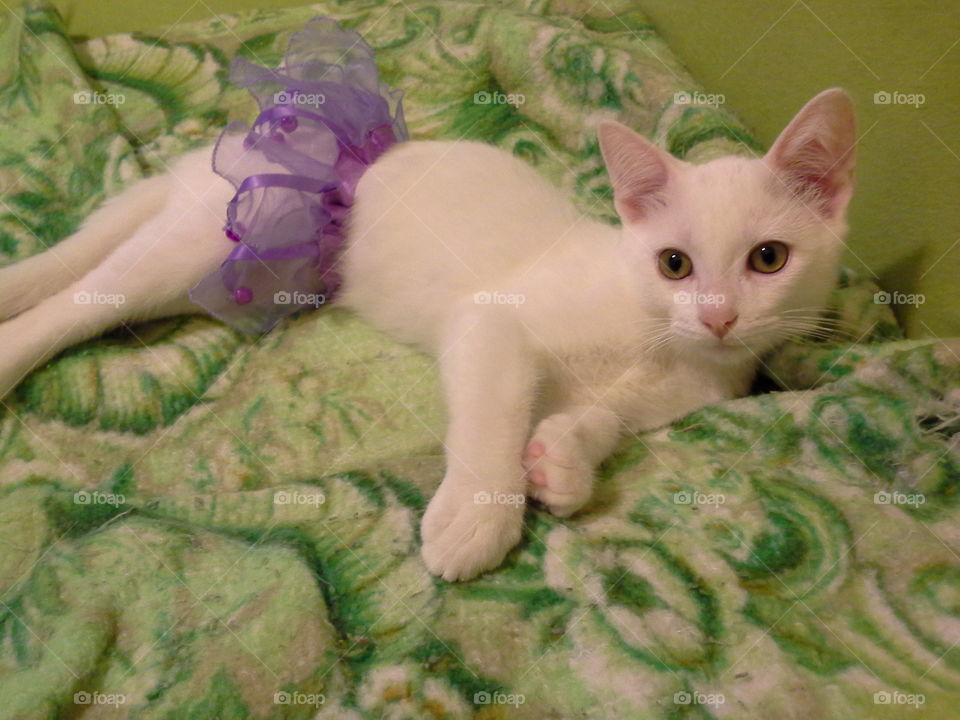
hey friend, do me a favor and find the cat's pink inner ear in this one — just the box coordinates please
[766,88,857,218]
[598,121,671,224]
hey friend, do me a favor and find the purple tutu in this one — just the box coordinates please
[190,17,408,333]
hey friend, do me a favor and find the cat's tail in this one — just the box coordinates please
[0,172,172,322]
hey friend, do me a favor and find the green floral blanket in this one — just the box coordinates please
[1,2,958,718]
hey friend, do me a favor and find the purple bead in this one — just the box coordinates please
[224,221,245,242]
[279,115,298,133]
[234,287,253,305]
[242,134,256,150]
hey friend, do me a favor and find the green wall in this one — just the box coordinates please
[35,0,960,337]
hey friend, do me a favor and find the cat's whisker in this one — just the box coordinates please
[633,328,674,344]
[636,336,671,354]
[630,318,673,331]
[776,316,860,334]
[646,336,674,354]
[762,312,863,339]
[766,317,861,343]
[778,313,859,327]
[781,306,838,314]
[632,321,673,343]
[778,313,862,333]
[770,320,837,335]
[634,330,674,355]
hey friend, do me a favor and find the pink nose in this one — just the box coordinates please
[699,309,738,339]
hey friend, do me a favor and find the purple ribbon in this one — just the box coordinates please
[187,16,408,334]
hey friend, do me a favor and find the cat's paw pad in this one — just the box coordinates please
[421,480,523,581]
[523,415,594,518]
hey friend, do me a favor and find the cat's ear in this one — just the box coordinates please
[598,121,675,224]
[765,88,857,218]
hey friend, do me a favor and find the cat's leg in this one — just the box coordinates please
[0,148,214,322]
[523,362,746,517]
[0,176,232,401]
[523,405,624,518]
[420,308,538,581]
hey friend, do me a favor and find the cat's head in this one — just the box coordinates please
[598,88,856,364]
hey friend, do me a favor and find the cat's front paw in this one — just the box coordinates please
[523,414,595,518]
[420,479,524,582]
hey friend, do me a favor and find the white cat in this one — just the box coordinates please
[0,89,856,581]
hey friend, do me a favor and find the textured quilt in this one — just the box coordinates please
[1,2,959,719]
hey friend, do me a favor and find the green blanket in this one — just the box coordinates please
[2,2,959,718]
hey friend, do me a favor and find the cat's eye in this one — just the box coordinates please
[657,249,692,279]
[748,241,789,274]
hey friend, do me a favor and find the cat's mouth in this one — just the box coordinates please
[710,329,787,360]
[668,324,768,359]
[707,334,758,358]
[713,340,751,355]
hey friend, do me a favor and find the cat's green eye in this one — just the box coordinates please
[748,241,789,274]
[658,249,692,280]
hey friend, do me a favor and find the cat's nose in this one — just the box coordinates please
[699,309,738,339]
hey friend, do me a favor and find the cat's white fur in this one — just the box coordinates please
[0,89,856,581]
